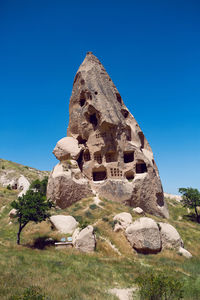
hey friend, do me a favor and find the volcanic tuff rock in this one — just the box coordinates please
[47,52,169,218]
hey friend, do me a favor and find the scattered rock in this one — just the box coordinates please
[73,225,96,252]
[178,247,192,258]
[113,223,124,232]
[164,193,182,202]
[9,208,17,218]
[133,207,144,215]
[17,175,30,197]
[53,137,82,161]
[50,215,78,234]
[159,222,183,249]
[113,212,133,230]
[125,217,161,254]
[47,52,169,219]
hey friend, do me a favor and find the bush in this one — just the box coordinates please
[2,165,5,169]
[135,269,183,300]
[7,184,11,190]
[89,204,98,210]
[10,286,48,300]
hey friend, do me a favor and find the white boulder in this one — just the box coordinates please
[53,137,82,161]
[17,175,30,197]
[159,222,183,249]
[113,212,133,230]
[73,225,96,252]
[125,217,161,254]
[9,208,17,218]
[50,215,78,234]
[178,247,192,258]
[133,207,144,215]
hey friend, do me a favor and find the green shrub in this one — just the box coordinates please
[9,286,48,300]
[109,219,118,229]
[85,210,93,218]
[2,165,5,169]
[135,269,183,300]
[7,184,11,190]
[89,204,98,210]
[102,216,109,222]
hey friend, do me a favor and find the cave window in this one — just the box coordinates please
[80,98,86,107]
[138,132,144,149]
[94,152,102,164]
[116,93,122,104]
[105,152,117,163]
[89,113,98,127]
[121,109,129,118]
[125,171,134,181]
[93,168,107,181]
[77,136,87,145]
[110,167,122,177]
[136,162,147,173]
[83,150,90,162]
[124,151,134,163]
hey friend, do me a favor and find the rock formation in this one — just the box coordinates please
[47,52,169,218]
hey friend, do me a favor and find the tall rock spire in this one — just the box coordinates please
[47,52,169,218]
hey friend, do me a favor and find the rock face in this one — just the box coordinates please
[47,52,168,218]
[125,217,161,254]
[73,225,96,252]
[159,222,183,249]
[50,215,78,234]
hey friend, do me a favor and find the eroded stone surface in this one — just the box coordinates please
[47,52,168,218]
[113,212,133,230]
[73,225,96,252]
[50,215,78,234]
[159,222,183,249]
[125,217,161,254]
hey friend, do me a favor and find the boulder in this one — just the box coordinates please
[113,212,133,230]
[133,207,144,215]
[178,247,192,258]
[125,217,161,254]
[53,137,82,161]
[17,175,30,197]
[9,208,17,218]
[113,223,124,232]
[50,215,78,234]
[73,225,96,252]
[47,162,93,208]
[159,222,183,249]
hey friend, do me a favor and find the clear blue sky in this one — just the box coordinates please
[0,0,200,194]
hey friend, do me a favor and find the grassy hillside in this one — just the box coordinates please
[0,158,49,184]
[0,160,199,299]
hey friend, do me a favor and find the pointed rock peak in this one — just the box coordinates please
[47,54,169,219]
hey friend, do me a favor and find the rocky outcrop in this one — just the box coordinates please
[50,215,78,234]
[47,52,168,218]
[47,161,93,208]
[159,222,183,249]
[73,225,96,252]
[17,175,30,197]
[53,137,82,161]
[125,217,161,254]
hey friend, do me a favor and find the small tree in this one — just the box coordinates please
[179,187,200,223]
[11,179,53,245]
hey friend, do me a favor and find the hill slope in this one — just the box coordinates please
[0,161,200,299]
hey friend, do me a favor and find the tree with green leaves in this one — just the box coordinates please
[179,187,200,223]
[11,178,54,245]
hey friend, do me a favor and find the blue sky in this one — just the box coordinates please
[0,0,200,194]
